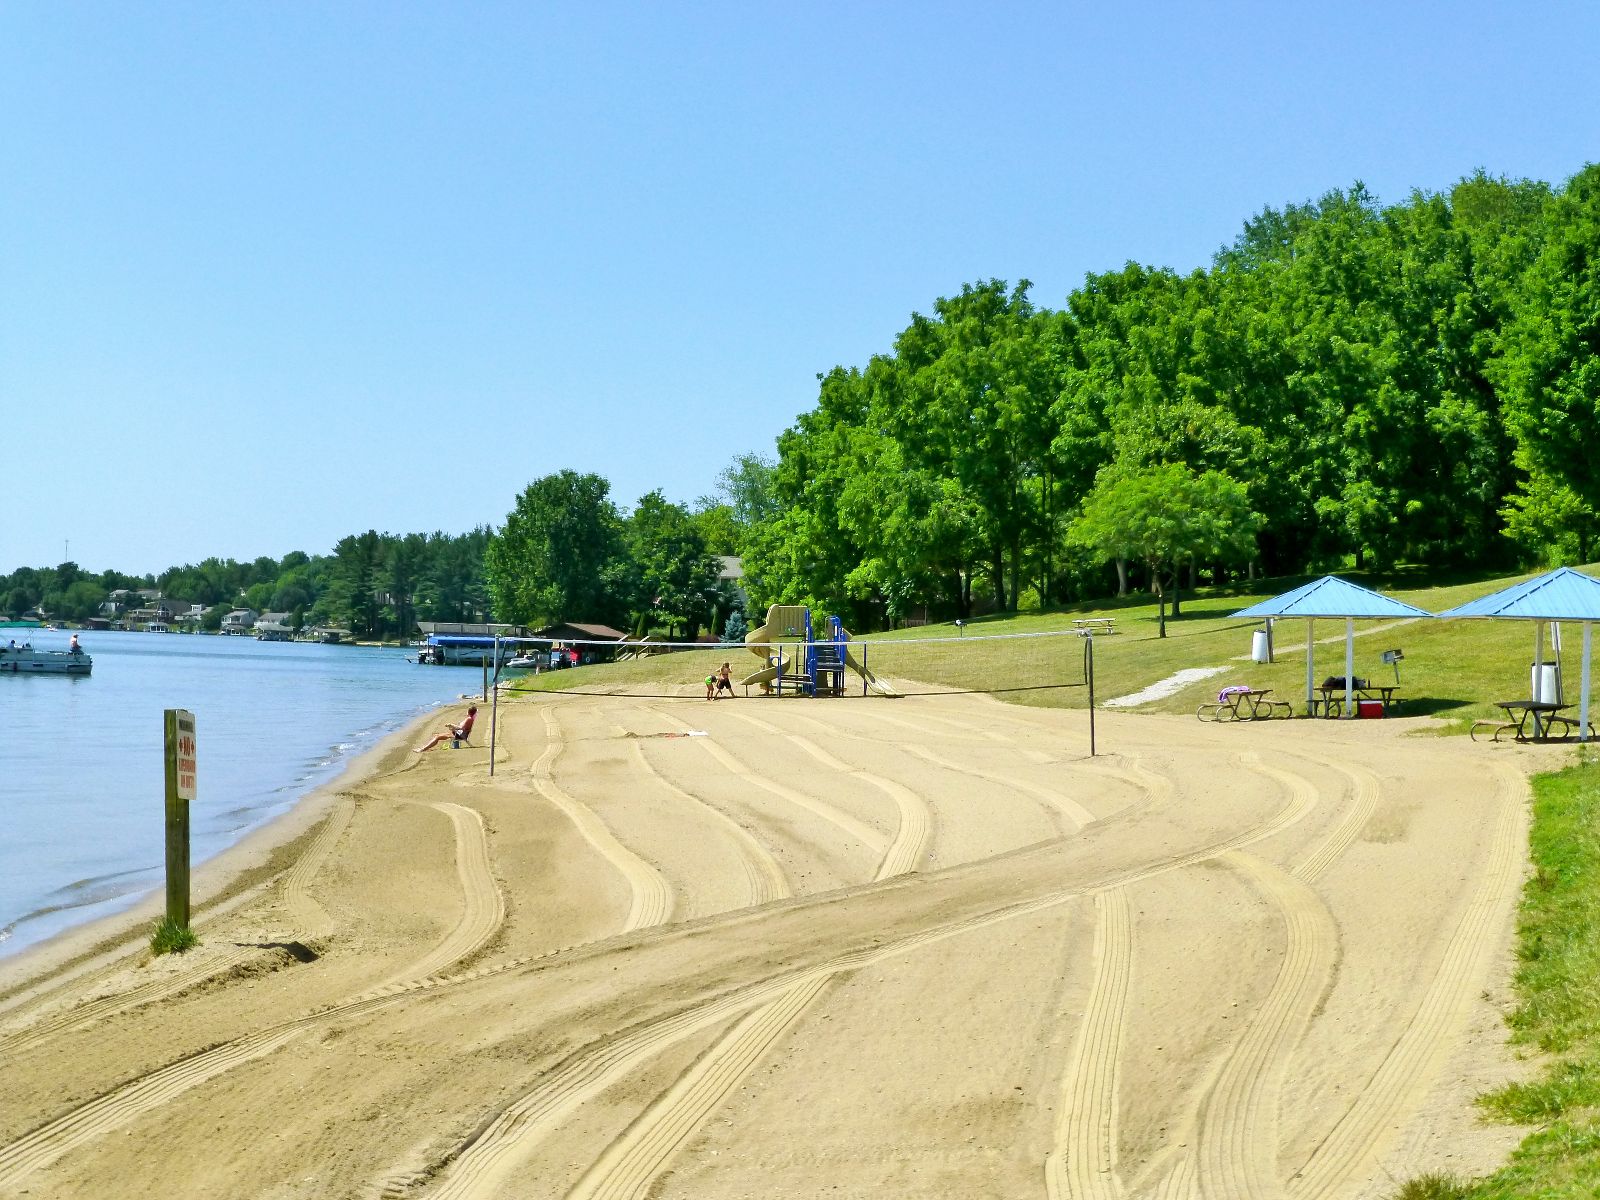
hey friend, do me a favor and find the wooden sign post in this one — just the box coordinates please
[163,708,196,929]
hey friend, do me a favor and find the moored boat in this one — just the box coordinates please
[0,645,93,675]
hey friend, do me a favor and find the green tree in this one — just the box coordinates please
[329,530,384,637]
[1071,464,1261,636]
[1493,164,1600,526]
[624,491,721,640]
[486,471,623,627]
[58,579,107,622]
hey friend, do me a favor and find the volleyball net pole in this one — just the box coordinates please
[1084,631,1096,757]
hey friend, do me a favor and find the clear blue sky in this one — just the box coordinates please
[3,2,1596,576]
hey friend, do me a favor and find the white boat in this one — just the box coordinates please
[504,654,542,672]
[0,645,92,675]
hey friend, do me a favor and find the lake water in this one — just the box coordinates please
[0,629,477,959]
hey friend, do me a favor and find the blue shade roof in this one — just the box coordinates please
[1438,567,1600,620]
[1233,576,1435,619]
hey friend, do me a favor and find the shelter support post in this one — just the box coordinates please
[1344,618,1355,718]
[1535,622,1545,700]
[1306,618,1315,712]
[1584,623,1593,745]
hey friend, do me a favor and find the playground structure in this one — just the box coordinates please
[741,604,899,697]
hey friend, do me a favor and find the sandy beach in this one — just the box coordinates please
[0,686,1546,1198]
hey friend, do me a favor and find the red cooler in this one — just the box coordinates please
[1357,700,1384,719]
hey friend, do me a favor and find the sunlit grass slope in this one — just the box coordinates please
[514,565,1598,733]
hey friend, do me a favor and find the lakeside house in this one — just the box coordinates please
[255,612,293,641]
[125,599,187,632]
[221,608,258,635]
[532,622,628,665]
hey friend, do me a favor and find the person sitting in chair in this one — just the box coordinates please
[414,705,477,753]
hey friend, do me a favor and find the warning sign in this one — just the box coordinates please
[173,710,196,800]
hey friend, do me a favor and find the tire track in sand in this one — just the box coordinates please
[529,706,674,932]
[780,707,1098,836]
[1046,888,1133,1200]
[625,741,790,908]
[406,703,943,1199]
[1285,762,1526,1200]
[547,706,934,1196]
[647,706,886,858]
[0,797,504,1191]
[375,802,506,989]
[1195,850,1338,1200]
[564,973,836,1200]
[720,708,931,880]
[0,798,357,1058]
[901,744,1095,832]
[1108,753,1330,1200]
[404,752,1320,1200]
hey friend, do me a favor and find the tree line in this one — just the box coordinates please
[0,528,491,639]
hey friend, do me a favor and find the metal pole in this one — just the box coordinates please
[490,635,500,777]
[1344,618,1354,719]
[1306,618,1315,713]
[1085,633,1096,757]
[1583,623,1592,744]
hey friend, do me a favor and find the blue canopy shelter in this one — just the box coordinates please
[1438,566,1600,742]
[1234,576,1434,717]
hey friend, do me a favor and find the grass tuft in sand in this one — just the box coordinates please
[149,917,198,956]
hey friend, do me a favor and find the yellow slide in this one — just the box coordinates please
[742,604,808,694]
[844,646,900,697]
[739,661,781,689]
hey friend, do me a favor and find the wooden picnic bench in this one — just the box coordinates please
[1073,618,1116,634]
[1308,683,1400,718]
[1471,700,1595,743]
[1197,688,1292,722]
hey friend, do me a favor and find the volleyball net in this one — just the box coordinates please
[473,627,1096,699]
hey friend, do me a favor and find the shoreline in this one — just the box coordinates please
[0,699,465,1002]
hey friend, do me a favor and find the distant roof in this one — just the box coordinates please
[1233,576,1435,620]
[717,555,744,580]
[417,621,527,637]
[535,622,628,641]
[1438,567,1600,621]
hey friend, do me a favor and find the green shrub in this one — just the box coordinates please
[150,917,198,955]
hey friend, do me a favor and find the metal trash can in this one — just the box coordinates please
[1532,663,1562,704]
[1251,630,1270,664]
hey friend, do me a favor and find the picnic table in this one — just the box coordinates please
[1471,700,1593,743]
[1197,688,1291,722]
[1074,618,1116,634]
[1309,684,1400,718]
